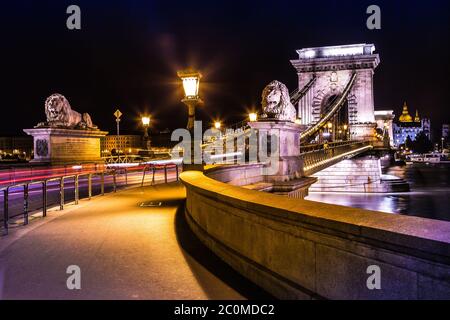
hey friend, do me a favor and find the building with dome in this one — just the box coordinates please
[393,102,431,147]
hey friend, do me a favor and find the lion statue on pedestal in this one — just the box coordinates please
[37,94,97,129]
[261,80,297,122]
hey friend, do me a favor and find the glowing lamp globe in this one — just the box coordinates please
[177,70,202,99]
[249,113,258,122]
[142,116,151,126]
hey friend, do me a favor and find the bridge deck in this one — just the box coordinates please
[0,183,270,299]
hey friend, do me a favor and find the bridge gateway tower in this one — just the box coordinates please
[291,43,380,141]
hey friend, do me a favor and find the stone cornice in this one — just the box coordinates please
[290,54,380,73]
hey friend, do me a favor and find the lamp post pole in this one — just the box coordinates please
[114,109,123,155]
[185,100,197,131]
[142,116,151,150]
[178,69,203,170]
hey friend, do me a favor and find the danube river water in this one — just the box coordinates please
[306,163,450,222]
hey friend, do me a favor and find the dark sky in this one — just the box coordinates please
[1,0,449,138]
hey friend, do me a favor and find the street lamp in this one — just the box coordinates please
[177,69,202,130]
[178,69,203,170]
[249,113,258,122]
[142,116,151,150]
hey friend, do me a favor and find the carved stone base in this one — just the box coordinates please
[23,128,108,165]
[248,120,305,182]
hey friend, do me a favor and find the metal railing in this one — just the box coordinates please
[300,141,373,176]
[141,163,179,186]
[1,163,180,235]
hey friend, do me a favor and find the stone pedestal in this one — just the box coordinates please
[248,120,306,182]
[23,128,108,165]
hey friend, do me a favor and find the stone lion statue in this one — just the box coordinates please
[261,80,297,122]
[37,94,97,129]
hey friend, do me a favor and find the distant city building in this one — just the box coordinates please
[421,118,431,140]
[393,102,430,147]
[443,124,449,139]
[374,110,395,147]
[0,136,33,159]
[101,135,142,155]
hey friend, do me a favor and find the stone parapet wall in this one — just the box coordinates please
[204,163,266,186]
[181,171,450,299]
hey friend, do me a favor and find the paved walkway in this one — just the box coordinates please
[0,183,270,299]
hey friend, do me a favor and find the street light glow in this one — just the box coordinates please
[327,122,332,129]
[214,121,221,129]
[142,116,151,126]
[177,70,202,99]
[249,113,258,122]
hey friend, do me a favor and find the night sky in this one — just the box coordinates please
[2,0,449,139]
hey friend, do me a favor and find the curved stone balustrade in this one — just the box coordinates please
[180,170,450,299]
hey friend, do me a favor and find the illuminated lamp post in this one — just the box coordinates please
[178,69,203,170]
[249,113,258,122]
[142,116,151,150]
[177,69,202,130]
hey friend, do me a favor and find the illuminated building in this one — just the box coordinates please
[393,102,430,147]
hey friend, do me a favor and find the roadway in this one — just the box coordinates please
[0,182,271,299]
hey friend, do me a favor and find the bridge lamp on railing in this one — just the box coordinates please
[249,113,258,122]
[214,121,221,130]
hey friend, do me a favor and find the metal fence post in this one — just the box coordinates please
[152,167,156,185]
[141,165,147,187]
[3,189,9,235]
[60,177,65,210]
[176,165,179,181]
[125,168,128,185]
[88,174,92,200]
[75,175,79,205]
[42,180,47,217]
[23,184,29,225]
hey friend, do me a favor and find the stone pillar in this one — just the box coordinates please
[23,128,108,165]
[248,120,305,182]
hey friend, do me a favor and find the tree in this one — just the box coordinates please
[412,131,433,154]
